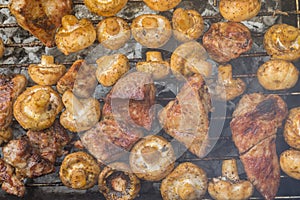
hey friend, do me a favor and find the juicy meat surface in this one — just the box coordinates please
[158,74,212,158]
[9,0,72,47]
[81,117,143,163]
[103,72,156,130]
[203,22,252,63]
[230,93,288,200]
[0,74,27,144]
[0,159,25,197]
[26,120,70,163]
[3,137,55,178]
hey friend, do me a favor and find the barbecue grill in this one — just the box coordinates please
[0,0,300,199]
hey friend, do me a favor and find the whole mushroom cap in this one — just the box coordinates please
[280,149,300,180]
[161,162,208,200]
[131,14,172,48]
[129,135,175,181]
[284,107,300,150]
[143,0,181,11]
[60,151,100,189]
[55,15,96,55]
[98,162,141,200]
[84,0,128,17]
[13,85,63,131]
[97,17,131,50]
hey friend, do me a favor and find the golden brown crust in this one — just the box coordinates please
[129,135,175,181]
[57,60,98,98]
[161,162,208,200]
[28,55,66,86]
[257,59,299,90]
[60,90,101,132]
[0,38,4,58]
[219,0,261,22]
[264,24,300,61]
[96,54,130,87]
[284,107,300,150]
[55,15,96,55]
[170,41,212,78]
[97,17,131,50]
[98,162,141,200]
[172,8,204,42]
[143,0,181,11]
[60,151,100,190]
[13,85,63,131]
[202,22,252,63]
[131,14,172,48]
[84,0,128,17]
[280,149,300,180]
[9,0,72,47]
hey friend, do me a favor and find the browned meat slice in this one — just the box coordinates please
[158,74,212,157]
[103,72,156,130]
[26,120,70,163]
[9,0,72,47]
[3,137,55,178]
[240,135,280,200]
[81,117,143,163]
[0,159,25,197]
[0,74,27,145]
[203,22,252,63]
[230,93,288,200]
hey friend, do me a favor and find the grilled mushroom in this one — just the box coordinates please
[161,162,208,200]
[280,149,300,180]
[28,55,66,86]
[96,54,130,87]
[170,41,212,79]
[131,14,172,48]
[84,0,128,17]
[57,60,98,98]
[129,135,175,181]
[264,24,300,61]
[219,0,261,22]
[136,51,170,80]
[0,37,4,58]
[55,15,96,55]
[98,162,141,200]
[284,107,300,150]
[60,151,100,190]
[214,64,246,101]
[97,17,131,50]
[13,85,63,131]
[60,90,101,132]
[208,159,254,200]
[143,0,181,11]
[172,8,204,42]
[257,59,299,90]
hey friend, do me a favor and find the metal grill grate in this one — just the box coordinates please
[0,0,300,199]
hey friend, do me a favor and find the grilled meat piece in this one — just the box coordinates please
[103,72,156,131]
[3,137,55,178]
[9,0,72,47]
[158,74,212,158]
[230,93,288,200]
[81,117,143,163]
[0,74,27,145]
[26,120,70,163]
[0,159,25,197]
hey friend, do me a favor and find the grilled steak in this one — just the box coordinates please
[158,74,212,157]
[230,93,288,200]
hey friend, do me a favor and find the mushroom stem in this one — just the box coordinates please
[178,11,194,31]
[62,90,84,115]
[146,51,163,62]
[41,55,54,65]
[141,146,161,164]
[62,15,78,28]
[111,175,127,192]
[71,169,87,189]
[178,182,197,200]
[29,90,51,113]
[105,18,120,36]
[142,17,158,28]
[218,64,233,84]
[222,159,239,182]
